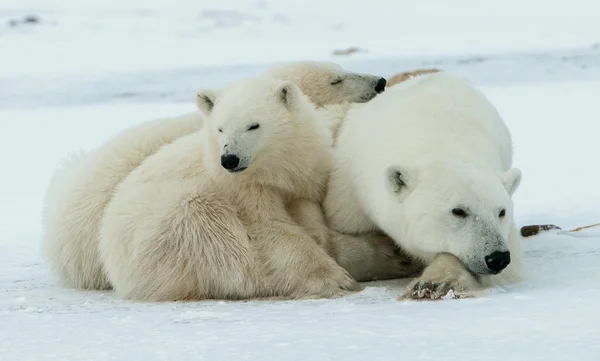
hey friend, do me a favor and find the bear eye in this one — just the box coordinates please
[499,209,506,218]
[248,123,260,131]
[452,208,468,218]
[330,78,343,85]
[217,128,223,133]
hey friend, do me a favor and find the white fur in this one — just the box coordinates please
[42,61,387,291]
[42,111,202,290]
[98,76,363,301]
[324,72,525,299]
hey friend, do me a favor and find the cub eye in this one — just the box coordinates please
[217,128,223,133]
[499,209,506,218]
[330,78,343,85]
[248,123,260,131]
[452,208,468,218]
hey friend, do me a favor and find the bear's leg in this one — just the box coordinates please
[400,253,483,301]
[100,180,262,302]
[288,199,423,281]
[327,232,425,282]
[250,219,362,299]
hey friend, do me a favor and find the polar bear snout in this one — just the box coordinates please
[375,78,387,93]
[484,250,511,274]
[220,154,246,172]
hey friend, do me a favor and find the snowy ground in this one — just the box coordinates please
[2,1,600,360]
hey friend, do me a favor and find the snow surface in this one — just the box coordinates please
[1,1,600,360]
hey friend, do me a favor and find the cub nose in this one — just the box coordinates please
[220,154,240,170]
[375,77,387,93]
[484,251,511,273]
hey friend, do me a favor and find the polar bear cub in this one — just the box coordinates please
[42,61,387,292]
[324,72,525,300]
[99,76,361,301]
[264,60,387,105]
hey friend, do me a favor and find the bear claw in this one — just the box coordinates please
[399,280,471,301]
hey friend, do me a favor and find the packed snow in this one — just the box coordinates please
[1,0,600,360]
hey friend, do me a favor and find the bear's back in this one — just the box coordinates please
[340,72,513,173]
[116,131,209,189]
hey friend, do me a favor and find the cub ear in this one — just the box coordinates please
[386,165,416,194]
[275,81,298,110]
[196,90,217,115]
[501,168,522,196]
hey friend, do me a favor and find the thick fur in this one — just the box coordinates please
[290,102,422,281]
[324,72,526,300]
[99,76,398,301]
[42,112,202,290]
[42,61,387,291]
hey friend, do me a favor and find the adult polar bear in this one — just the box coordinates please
[42,61,388,292]
[324,72,525,300]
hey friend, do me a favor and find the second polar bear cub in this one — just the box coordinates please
[99,76,360,301]
[324,72,525,300]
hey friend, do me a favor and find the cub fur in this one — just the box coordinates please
[99,76,365,301]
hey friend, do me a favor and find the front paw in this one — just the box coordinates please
[295,265,362,299]
[400,279,474,301]
[399,253,482,301]
[372,236,424,279]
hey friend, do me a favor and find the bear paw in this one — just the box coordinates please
[373,238,425,280]
[398,253,482,301]
[400,279,474,301]
[294,266,363,300]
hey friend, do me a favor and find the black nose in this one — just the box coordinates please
[484,251,511,273]
[220,154,240,170]
[375,77,387,93]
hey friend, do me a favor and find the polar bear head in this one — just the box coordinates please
[263,61,387,106]
[383,161,522,276]
[196,76,328,175]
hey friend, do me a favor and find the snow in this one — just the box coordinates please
[1,0,600,360]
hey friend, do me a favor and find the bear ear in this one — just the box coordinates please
[275,81,298,110]
[196,90,217,115]
[386,165,415,194]
[501,168,522,196]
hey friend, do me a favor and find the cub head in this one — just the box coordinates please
[196,76,319,174]
[383,162,522,276]
[263,61,386,106]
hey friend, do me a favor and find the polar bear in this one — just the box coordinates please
[98,76,375,301]
[264,61,387,104]
[324,72,525,300]
[42,61,388,291]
